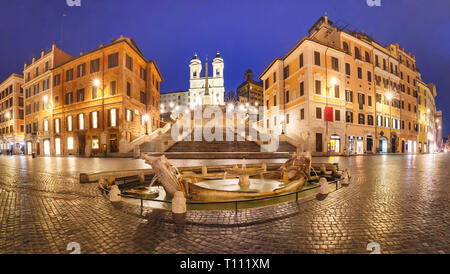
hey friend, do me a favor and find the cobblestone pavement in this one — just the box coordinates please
[0,154,448,254]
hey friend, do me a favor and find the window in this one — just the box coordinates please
[140,91,146,104]
[315,80,321,95]
[79,114,84,130]
[368,95,372,107]
[314,51,320,66]
[299,54,304,68]
[92,136,99,149]
[375,55,379,67]
[273,95,277,106]
[358,114,365,124]
[334,85,340,98]
[283,65,289,79]
[55,118,60,133]
[90,58,100,73]
[343,42,349,53]
[108,53,119,68]
[358,93,365,106]
[140,67,147,81]
[35,67,39,77]
[67,116,73,131]
[110,109,117,127]
[365,52,370,62]
[92,86,97,99]
[335,109,340,121]
[126,82,131,96]
[54,96,59,107]
[91,111,98,129]
[45,61,49,72]
[273,116,277,126]
[286,114,290,124]
[346,111,353,123]
[273,72,276,83]
[368,115,374,125]
[65,92,73,105]
[77,63,86,77]
[77,89,85,102]
[66,69,74,81]
[385,116,389,128]
[264,79,269,90]
[354,47,361,59]
[300,108,305,120]
[345,63,350,76]
[367,71,372,82]
[285,90,289,103]
[110,81,116,95]
[54,74,61,86]
[316,107,322,119]
[331,57,339,71]
[67,137,74,150]
[357,67,362,79]
[126,54,133,70]
[299,82,304,96]
[43,119,49,131]
[345,90,353,102]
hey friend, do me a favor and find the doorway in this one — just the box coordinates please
[110,134,119,153]
[379,137,388,153]
[330,134,340,153]
[315,133,323,152]
[367,136,373,152]
[78,135,85,155]
[43,139,50,155]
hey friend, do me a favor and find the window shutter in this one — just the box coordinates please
[116,108,119,126]
[89,112,92,129]
[107,109,111,127]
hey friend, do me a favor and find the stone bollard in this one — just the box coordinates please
[202,166,207,176]
[139,172,145,183]
[341,173,349,185]
[172,191,186,214]
[320,164,326,174]
[319,177,329,195]
[109,185,122,202]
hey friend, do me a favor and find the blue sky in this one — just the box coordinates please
[0,0,449,136]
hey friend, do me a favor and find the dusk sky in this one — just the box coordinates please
[0,0,449,136]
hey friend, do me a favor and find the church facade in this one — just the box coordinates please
[188,52,225,106]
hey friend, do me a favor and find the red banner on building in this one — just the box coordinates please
[325,106,333,122]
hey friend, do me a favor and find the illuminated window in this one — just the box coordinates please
[79,114,84,130]
[110,109,117,127]
[68,116,73,131]
[43,119,48,131]
[92,112,98,129]
[55,118,60,133]
[67,137,74,150]
[92,136,99,149]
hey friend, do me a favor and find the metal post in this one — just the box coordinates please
[140,198,143,216]
[336,181,338,190]
[295,191,298,201]
[234,201,238,214]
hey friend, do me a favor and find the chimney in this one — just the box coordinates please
[324,12,328,24]
[24,62,27,69]
[99,43,104,48]
[111,38,115,42]
[32,55,36,63]
[41,49,45,58]
[80,52,84,56]
[52,41,56,51]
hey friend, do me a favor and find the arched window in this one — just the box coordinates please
[365,51,370,62]
[343,42,349,53]
[354,47,360,59]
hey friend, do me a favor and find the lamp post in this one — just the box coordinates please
[385,92,393,152]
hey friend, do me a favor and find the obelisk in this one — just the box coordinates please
[203,56,210,105]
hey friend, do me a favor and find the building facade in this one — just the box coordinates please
[237,69,264,107]
[23,43,74,155]
[259,14,441,155]
[160,90,189,113]
[0,74,24,154]
[188,52,225,106]
[24,36,162,156]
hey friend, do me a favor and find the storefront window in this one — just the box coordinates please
[92,136,99,149]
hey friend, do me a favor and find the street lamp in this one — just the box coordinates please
[280,114,285,135]
[143,114,149,135]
